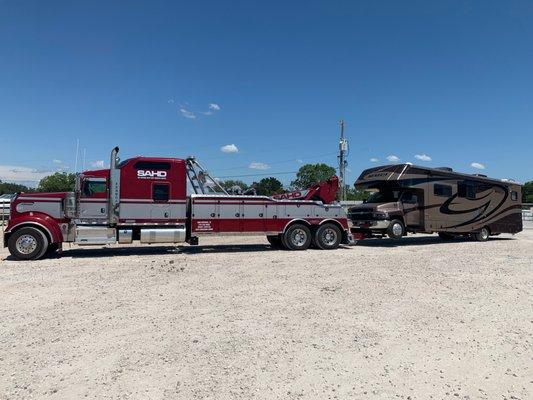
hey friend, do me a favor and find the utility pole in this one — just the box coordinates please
[337,120,348,201]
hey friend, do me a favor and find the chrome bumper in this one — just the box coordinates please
[350,220,391,230]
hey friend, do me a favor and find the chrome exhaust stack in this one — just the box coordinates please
[108,147,121,225]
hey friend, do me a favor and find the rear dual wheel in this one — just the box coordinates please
[280,223,342,251]
[283,224,312,250]
[473,227,490,242]
[314,223,342,250]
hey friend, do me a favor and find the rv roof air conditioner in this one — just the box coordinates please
[435,167,453,172]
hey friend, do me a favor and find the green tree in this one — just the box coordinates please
[291,163,336,189]
[346,187,370,201]
[523,181,533,203]
[0,180,33,195]
[254,177,284,196]
[219,179,249,193]
[38,172,76,192]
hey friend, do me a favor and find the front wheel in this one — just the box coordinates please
[387,220,405,239]
[314,223,342,250]
[473,227,490,242]
[7,227,49,260]
[283,224,312,250]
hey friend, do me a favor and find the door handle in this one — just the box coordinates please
[210,213,215,217]
[100,208,106,213]
[259,213,263,217]
[235,213,240,217]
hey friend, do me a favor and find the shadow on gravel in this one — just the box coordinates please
[355,236,515,247]
[39,244,280,259]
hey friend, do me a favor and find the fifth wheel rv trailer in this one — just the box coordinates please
[348,164,522,241]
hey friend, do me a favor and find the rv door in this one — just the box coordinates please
[401,191,423,228]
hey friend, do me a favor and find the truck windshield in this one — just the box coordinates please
[365,189,401,203]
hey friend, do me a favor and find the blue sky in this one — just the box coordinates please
[1,0,532,187]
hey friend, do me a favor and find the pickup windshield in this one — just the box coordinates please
[365,189,401,203]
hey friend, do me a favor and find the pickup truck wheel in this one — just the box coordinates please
[387,220,405,239]
[314,223,342,249]
[266,235,283,248]
[283,224,311,250]
[473,227,490,242]
[8,227,49,260]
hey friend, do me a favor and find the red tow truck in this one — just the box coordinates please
[4,147,352,260]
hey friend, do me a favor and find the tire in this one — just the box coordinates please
[473,226,490,242]
[266,235,283,248]
[314,223,342,250]
[283,224,312,250]
[438,232,455,240]
[387,219,405,239]
[7,227,49,260]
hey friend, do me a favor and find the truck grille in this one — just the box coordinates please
[348,211,374,220]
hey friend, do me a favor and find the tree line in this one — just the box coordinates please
[2,170,533,203]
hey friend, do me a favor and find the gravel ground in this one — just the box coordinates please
[0,231,532,400]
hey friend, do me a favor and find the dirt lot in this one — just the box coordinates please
[1,231,532,400]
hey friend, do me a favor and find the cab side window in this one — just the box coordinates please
[402,192,418,204]
[82,179,107,197]
[511,191,518,201]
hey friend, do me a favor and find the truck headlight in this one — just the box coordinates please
[372,212,388,220]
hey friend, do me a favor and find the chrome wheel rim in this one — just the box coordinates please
[16,234,37,255]
[481,228,489,240]
[290,229,307,247]
[321,228,338,246]
[392,223,403,237]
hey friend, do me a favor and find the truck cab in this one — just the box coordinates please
[4,147,351,260]
[348,186,423,239]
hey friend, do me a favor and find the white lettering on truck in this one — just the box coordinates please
[137,170,167,179]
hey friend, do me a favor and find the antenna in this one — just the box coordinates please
[337,120,348,201]
[82,148,86,171]
[74,139,80,172]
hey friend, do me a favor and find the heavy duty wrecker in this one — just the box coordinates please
[4,147,352,260]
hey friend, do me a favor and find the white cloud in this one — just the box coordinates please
[470,162,485,170]
[249,162,270,170]
[0,165,52,185]
[296,159,303,164]
[179,108,196,119]
[386,155,400,162]
[370,158,379,162]
[220,144,239,153]
[414,154,432,162]
[91,160,105,168]
[209,103,221,111]
[52,159,62,164]
[167,99,175,104]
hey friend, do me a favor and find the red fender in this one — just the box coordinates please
[5,213,64,243]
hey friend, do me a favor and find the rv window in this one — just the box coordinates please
[458,182,476,199]
[511,191,518,201]
[134,161,171,170]
[153,184,170,202]
[434,184,452,197]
